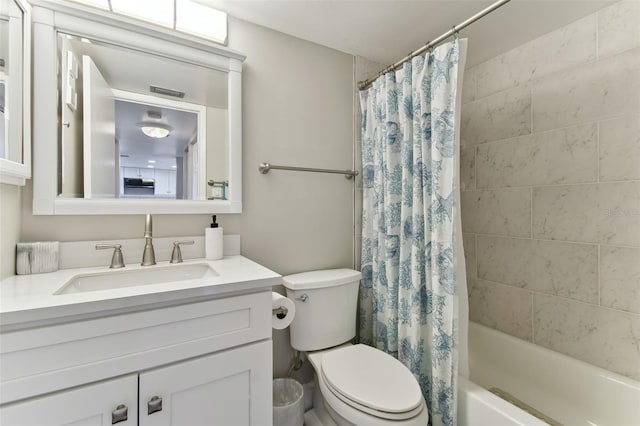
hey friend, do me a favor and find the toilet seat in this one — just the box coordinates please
[320,344,424,420]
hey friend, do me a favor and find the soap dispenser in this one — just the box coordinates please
[205,215,223,260]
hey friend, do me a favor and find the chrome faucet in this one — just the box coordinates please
[141,214,156,266]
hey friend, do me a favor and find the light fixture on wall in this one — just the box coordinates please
[139,122,172,138]
[67,0,228,44]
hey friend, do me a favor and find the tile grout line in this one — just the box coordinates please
[478,277,639,317]
[597,244,601,307]
[465,232,639,250]
[470,45,603,105]
[474,232,478,280]
[596,120,601,183]
[468,178,640,191]
[593,9,602,62]
[531,290,535,344]
[470,42,639,108]
[473,66,478,103]
[473,146,477,191]
[476,267,597,307]
[471,11,640,106]
[530,82,534,135]
[530,186,534,239]
[466,111,635,148]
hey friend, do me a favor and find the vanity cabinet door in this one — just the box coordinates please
[0,374,138,426]
[139,340,272,426]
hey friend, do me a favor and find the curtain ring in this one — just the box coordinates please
[426,41,433,54]
[452,26,459,40]
[407,51,414,63]
[376,64,385,81]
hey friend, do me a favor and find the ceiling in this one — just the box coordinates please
[68,37,228,108]
[202,0,615,68]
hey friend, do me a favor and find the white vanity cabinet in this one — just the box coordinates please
[0,290,274,426]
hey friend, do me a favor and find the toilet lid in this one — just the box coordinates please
[321,344,423,417]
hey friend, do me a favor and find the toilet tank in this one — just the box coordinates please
[283,269,362,352]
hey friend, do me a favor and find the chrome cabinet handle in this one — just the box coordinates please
[96,244,125,269]
[111,404,128,424]
[170,240,195,263]
[296,294,309,302]
[147,396,163,415]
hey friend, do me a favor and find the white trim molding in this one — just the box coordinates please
[30,1,245,215]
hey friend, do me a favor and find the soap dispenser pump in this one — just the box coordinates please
[205,215,223,260]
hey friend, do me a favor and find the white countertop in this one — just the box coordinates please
[0,255,282,328]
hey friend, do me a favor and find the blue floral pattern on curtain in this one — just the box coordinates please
[359,40,461,426]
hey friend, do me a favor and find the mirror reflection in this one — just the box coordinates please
[117,100,196,199]
[1,0,24,163]
[57,33,228,200]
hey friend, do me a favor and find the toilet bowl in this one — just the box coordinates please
[307,344,429,425]
[283,269,429,425]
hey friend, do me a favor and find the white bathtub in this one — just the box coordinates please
[459,321,640,426]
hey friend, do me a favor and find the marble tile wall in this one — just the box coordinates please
[475,123,598,188]
[461,189,531,237]
[599,114,640,181]
[461,0,640,381]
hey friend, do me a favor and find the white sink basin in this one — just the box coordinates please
[55,263,218,295]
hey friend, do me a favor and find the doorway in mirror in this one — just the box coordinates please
[115,99,200,200]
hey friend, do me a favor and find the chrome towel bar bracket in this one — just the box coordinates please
[259,162,358,180]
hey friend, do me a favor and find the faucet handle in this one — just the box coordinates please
[96,244,125,269]
[170,240,195,264]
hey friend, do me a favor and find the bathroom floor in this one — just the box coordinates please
[304,409,323,426]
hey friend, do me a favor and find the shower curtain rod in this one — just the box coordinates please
[357,0,512,90]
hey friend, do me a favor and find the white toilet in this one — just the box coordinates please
[283,269,429,426]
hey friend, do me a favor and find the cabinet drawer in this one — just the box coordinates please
[0,291,271,404]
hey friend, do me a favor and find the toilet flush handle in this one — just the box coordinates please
[296,294,309,302]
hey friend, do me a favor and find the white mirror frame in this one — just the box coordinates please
[31,0,245,215]
[0,0,31,186]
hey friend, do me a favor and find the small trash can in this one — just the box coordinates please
[273,378,304,426]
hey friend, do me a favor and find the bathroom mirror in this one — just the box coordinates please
[57,33,226,201]
[0,0,31,186]
[31,1,244,214]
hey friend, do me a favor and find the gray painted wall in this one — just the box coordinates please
[0,184,21,279]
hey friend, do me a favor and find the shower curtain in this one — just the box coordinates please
[359,39,468,426]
